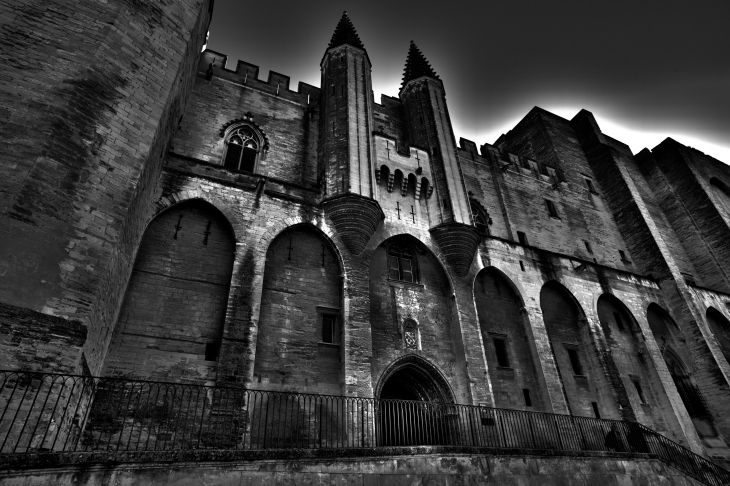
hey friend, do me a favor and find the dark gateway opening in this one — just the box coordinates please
[377,360,456,446]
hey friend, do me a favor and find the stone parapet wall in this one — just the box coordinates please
[0,451,703,485]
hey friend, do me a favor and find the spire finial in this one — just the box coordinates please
[328,11,365,50]
[401,41,440,90]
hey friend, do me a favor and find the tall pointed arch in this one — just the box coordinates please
[474,267,543,410]
[540,281,617,419]
[707,307,730,363]
[104,200,235,383]
[253,224,343,395]
[598,294,669,430]
[369,234,467,402]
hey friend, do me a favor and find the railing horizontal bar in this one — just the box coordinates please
[0,371,728,486]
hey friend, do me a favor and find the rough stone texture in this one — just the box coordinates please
[253,225,342,395]
[0,0,213,375]
[102,200,235,383]
[0,303,86,373]
[369,236,468,402]
[0,453,705,485]
[474,268,545,411]
[540,282,617,420]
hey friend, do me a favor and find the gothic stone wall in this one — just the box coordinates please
[173,50,321,188]
[0,0,212,374]
[102,200,235,383]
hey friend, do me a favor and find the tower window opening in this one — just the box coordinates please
[632,377,647,403]
[205,341,220,362]
[545,199,559,218]
[591,402,601,418]
[493,337,510,368]
[523,389,532,407]
[585,178,597,193]
[517,231,528,246]
[566,347,583,376]
[584,240,593,254]
[321,314,338,344]
[613,312,625,331]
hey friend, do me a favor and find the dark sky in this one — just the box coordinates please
[206,1,730,162]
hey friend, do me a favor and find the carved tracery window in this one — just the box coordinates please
[223,125,261,173]
[470,199,490,235]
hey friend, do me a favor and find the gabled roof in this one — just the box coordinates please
[328,11,365,50]
[401,41,439,89]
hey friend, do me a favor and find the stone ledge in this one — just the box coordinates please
[0,446,654,470]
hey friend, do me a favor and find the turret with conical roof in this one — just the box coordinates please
[399,42,479,276]
[328,11,365,51]
[319,12,382,255]
[401,41,440,89]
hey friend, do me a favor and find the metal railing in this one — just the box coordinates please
[0,370,728,486]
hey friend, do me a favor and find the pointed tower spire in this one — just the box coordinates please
[328,11,365,50]
[401,41,439,89]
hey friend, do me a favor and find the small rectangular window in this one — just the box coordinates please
[632,378,647,403]
[387,256,400,281]
[613,312,625,331]
[205,342,220,362]
[585,178,596,193]
[523,389,532,407]
[517,231,528,246]
[584,240,593,254]
[545,199,559,218]
[401,257,414,283]
[322,314,337,344]
[539,163,550,176]
[567,348,583,375]
[493,338,510,368]
[592,402,601,419]
[519,260,525,272]
[618,250,628,262]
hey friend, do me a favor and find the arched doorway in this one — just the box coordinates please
[376,356,455,446]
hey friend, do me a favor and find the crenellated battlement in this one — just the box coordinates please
[200,50,320,106]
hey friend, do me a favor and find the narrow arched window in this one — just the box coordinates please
[387,245,418,283]
[223,126,260,173]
